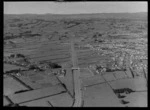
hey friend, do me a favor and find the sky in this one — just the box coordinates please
[4,2,147,14]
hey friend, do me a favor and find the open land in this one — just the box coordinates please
[3,12,147,107]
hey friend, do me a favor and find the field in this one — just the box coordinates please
[4,13,147,71]
[3,12,147,107]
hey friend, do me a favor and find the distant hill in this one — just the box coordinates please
[4,12,147,20]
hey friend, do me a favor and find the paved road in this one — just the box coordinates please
[70,36,82,107]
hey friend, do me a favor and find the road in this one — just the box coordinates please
[70,36,82,107]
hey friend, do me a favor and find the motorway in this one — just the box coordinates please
[70,36,82,107]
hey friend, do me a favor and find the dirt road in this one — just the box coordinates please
[70,36,82,107]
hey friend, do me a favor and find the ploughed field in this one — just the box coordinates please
[4,40,71,65]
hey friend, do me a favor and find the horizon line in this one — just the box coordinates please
[4,12,147,15]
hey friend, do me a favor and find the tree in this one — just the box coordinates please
[48,62,61,68]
